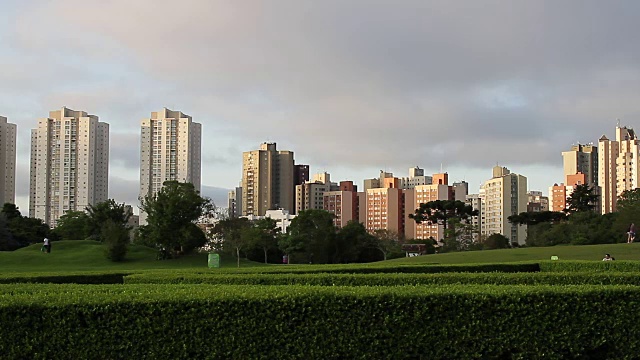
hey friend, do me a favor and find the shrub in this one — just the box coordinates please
[1,284,640,359]
[101,220,129,262]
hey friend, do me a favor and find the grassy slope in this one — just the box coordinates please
[2,241,639,274]
[385,243,640,264]
[0,240,265,273]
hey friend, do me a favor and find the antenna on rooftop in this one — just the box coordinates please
[617,119,621,128]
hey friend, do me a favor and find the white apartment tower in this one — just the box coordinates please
[480,166,528,245]
[140,108,202,218]
[598,125,640,213]
[29,107,109,227]
[0,116,17,205]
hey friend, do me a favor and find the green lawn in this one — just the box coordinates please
[386,243,640,264]
[0,240,265,273]
[2,241,639,274]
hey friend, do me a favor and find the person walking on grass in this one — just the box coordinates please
[43,237,51,253]
[628,223,636,243]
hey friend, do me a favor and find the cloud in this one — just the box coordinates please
[3,0,640,198]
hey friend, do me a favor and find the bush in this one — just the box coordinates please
[1,284,640,359]
[0,272,126,284]
[101,220,129,262]
[123,271,640,286]
[539,260,640,272]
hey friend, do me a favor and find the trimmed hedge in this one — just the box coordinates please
[540,260,640,273]
[123,271,640,286]
[0,272,127,284]
[209,262,541,274]
[1,284,640,359]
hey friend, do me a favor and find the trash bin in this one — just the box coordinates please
[208,253,220,268]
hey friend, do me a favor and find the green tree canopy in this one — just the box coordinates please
[86,199,131,239]
[139,181,212,258]
[565,184,598,214]
[508,211,567,226]
[53,211,90,240]
[280,209,335,264]
[210,217,251,267]
[409,200,478,233]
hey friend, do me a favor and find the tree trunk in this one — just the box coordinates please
[263,248,268,264]
[236,247,240,268]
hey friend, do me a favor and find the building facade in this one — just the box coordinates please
[480,166,528,245]
[29,107,109,227]
[404,183,452,241]
[140,108,201,198]
[241,142,294,216]
[365,181,404,235]
[0,116,16,205]
[323,181,359,228]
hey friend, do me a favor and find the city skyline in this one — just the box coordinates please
[2,1,640,214]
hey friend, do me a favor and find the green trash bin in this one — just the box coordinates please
[208,253,220,268]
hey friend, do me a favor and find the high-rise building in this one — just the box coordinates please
[480,166,527,245]
[453,181,469,202]
[562,143,598,186]
[399,166,432,189]
[323,180,359,228]
[548,173,587,212]
[404,182,452,241]
[29,107,109,227]
[527,191,549,212]
[228,186,242,218]
[140,108,201,197]
[0,116,16,205]
[296,181,330,213]
[294,164,309,187]
[242,142,294,216]
[466,194,482,241]
[365,185,404,235]
[598,125,640,213]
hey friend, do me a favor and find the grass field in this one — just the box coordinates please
[0,240,264,273]
[1,240,639,273]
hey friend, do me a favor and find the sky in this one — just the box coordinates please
[2,0,640,215]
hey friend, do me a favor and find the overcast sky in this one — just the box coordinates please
[2,0,640,214]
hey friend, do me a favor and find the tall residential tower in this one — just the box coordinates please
[242,142,294,216]
[139,108,201,222]
[29,107,109,226]
[0,116,16,205]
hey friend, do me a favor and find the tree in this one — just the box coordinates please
[409,200,478,236]
[0,213,20,251]
[210,217,251,267]
[483,233,510,250]
[370,229,403,261]
[2,203,22,221]
[565,184,598,214]
[139,181,212,258]
[613,189,640,241]
[86,199,131,239]
[245,218,280,264]
[332,221,373,263]
[53,211,90,240]
[102,219,129,261]
[280,209,335,264]
[508,211,567,226]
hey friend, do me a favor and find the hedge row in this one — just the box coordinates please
[211,262,542,274]
[1,284,640,359]
[539,260,640,273]
[0,272,127,284]
[123,271,640,286]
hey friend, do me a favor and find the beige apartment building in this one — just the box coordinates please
[404,182,452,241]
[598,125,640,213]
[480,166,527,245]
[296,181,330,213]
[365,179,404,235]
[0,116,16,205]
[29,107,109,227]
[562,143,598,186]
[242,142,294,216]
[140,108,201,198]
